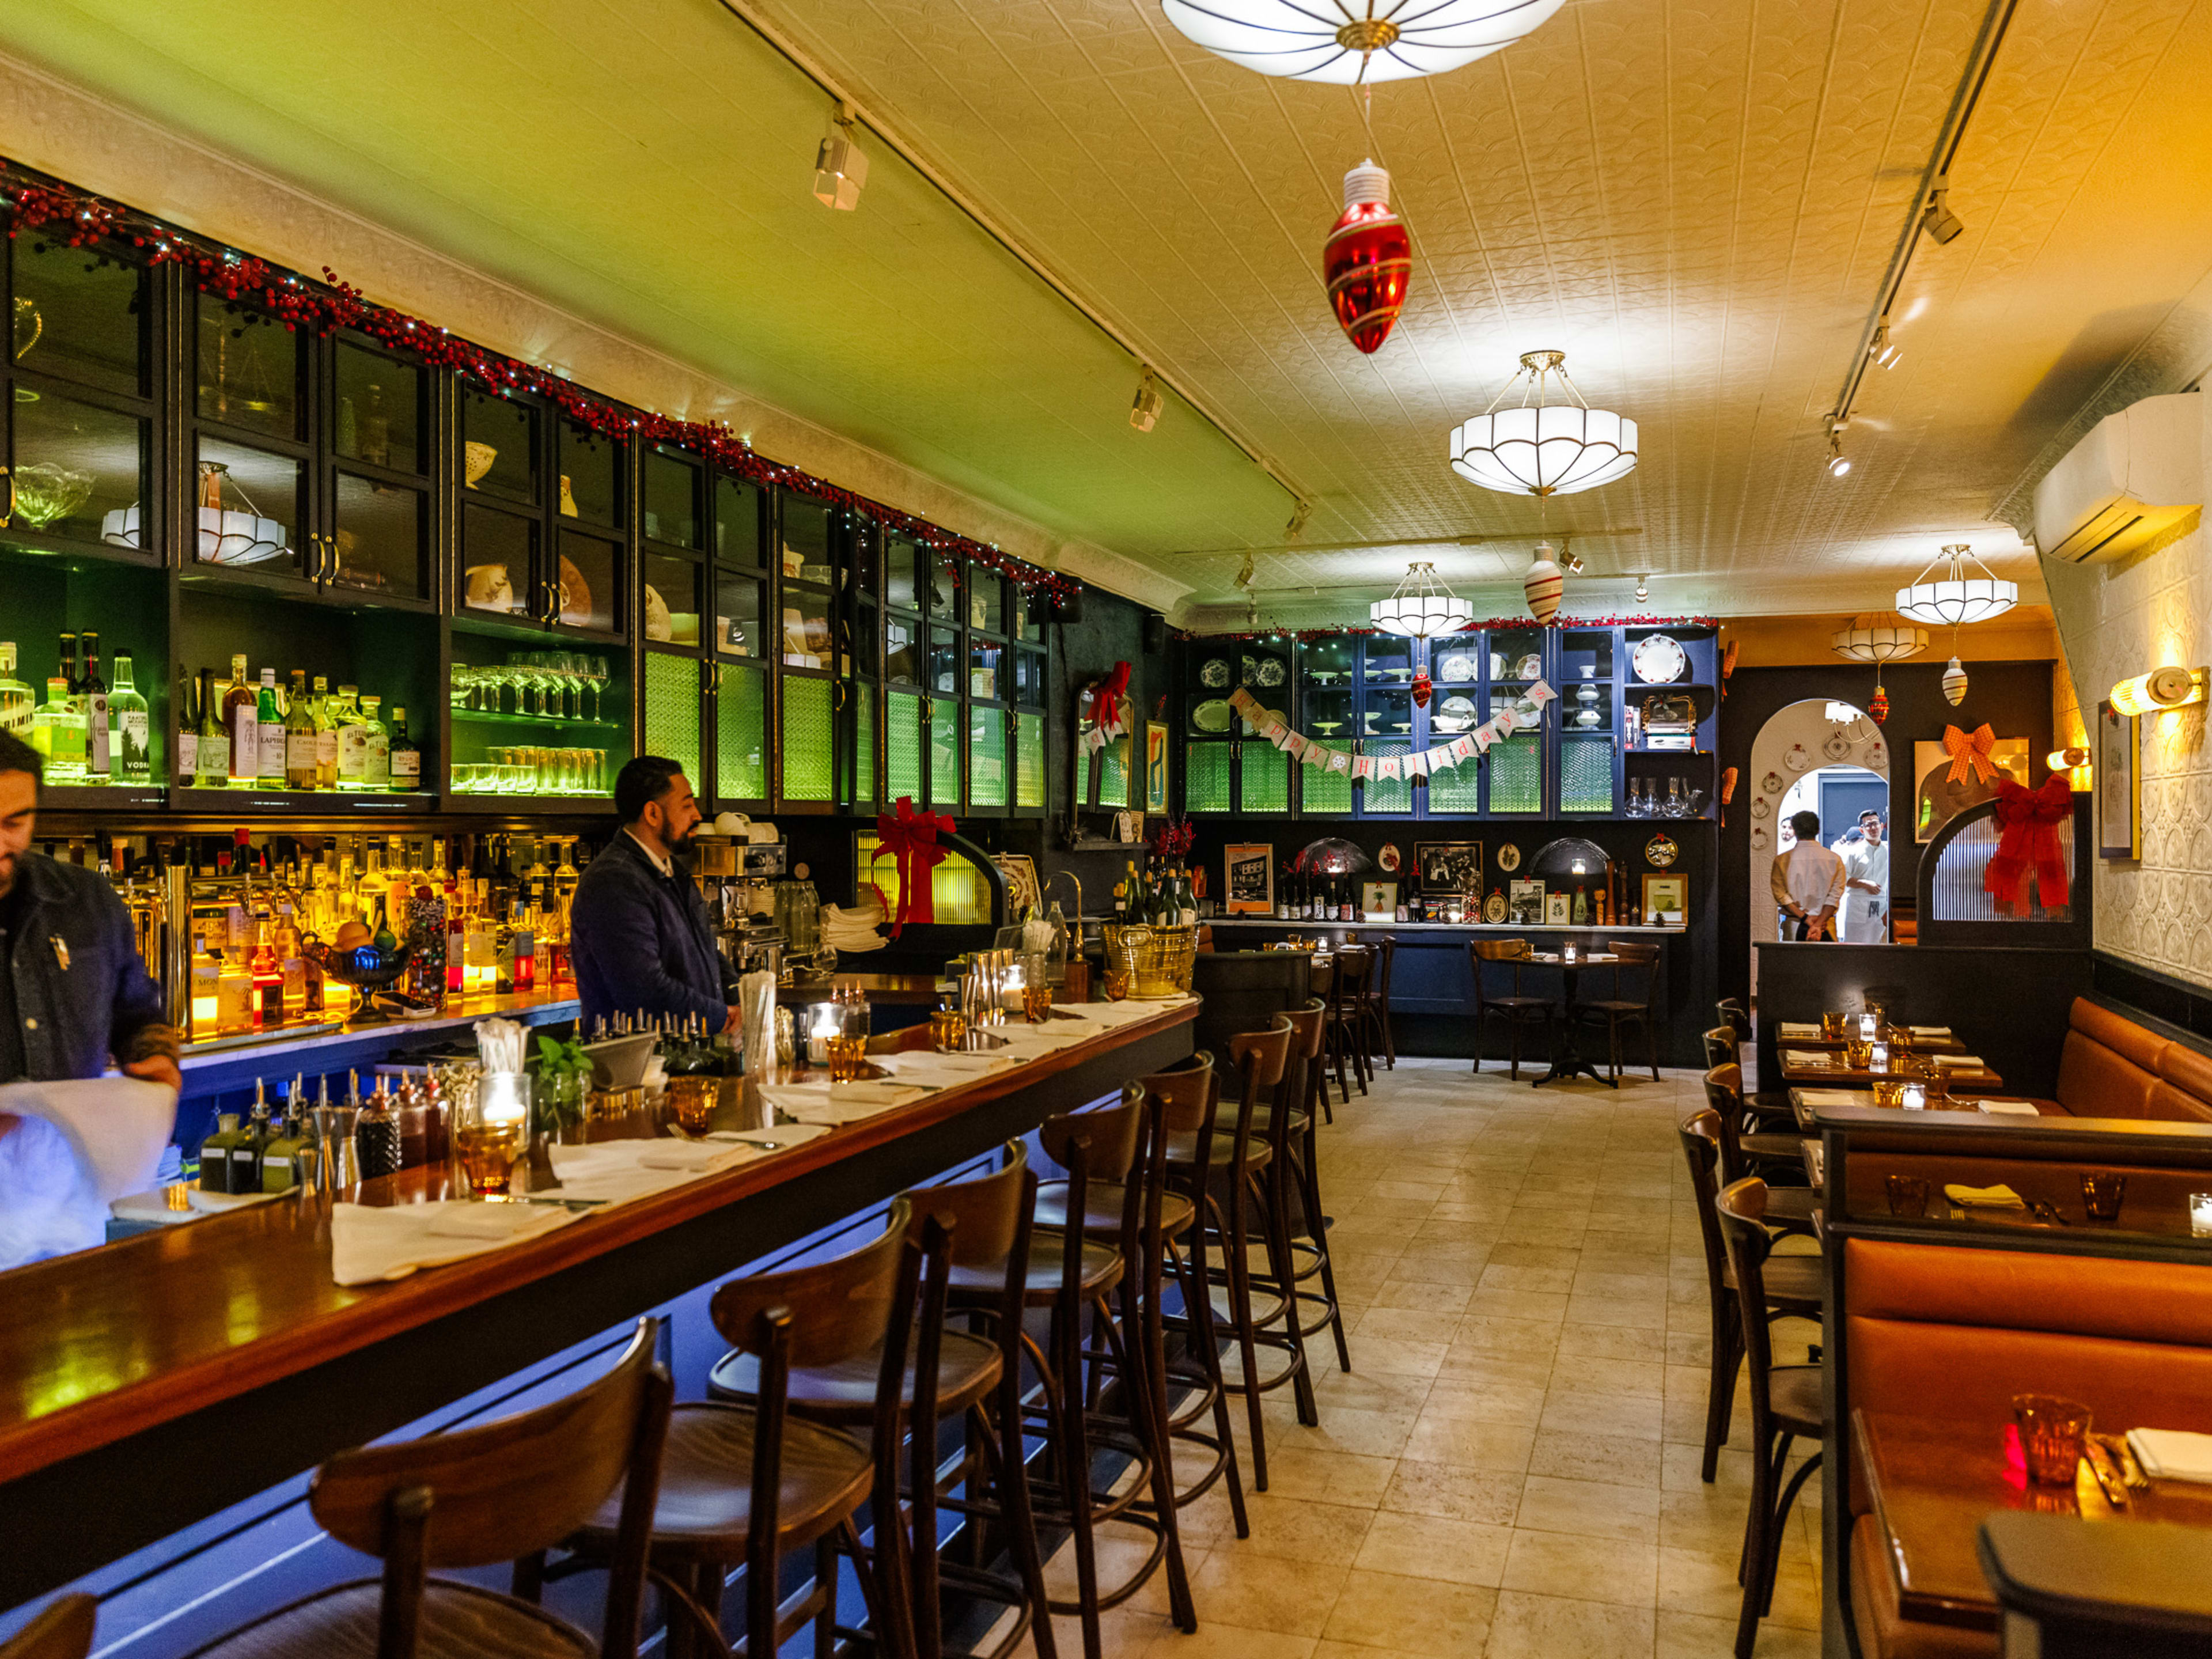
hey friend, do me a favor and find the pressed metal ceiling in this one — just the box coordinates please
[12,0,2212,622]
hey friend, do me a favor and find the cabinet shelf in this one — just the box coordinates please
[171,786,437,813]
[450,709,624,733]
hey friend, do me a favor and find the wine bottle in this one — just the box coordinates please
[78,630,110,782]
[109,651,150,784]
[196,668,229,786]
[223,654,258,786]
[256,668,286,783]
[387,706,420,791]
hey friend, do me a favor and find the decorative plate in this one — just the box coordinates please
[1437,653,1476,683]
[1751,827,1771,851]
[1631,633,1687,684]
[1483,891,1509,924]
[1378,844,1402,874]
[1751,797,1770,819]
[1783,743,1812,772]
[1431,694,1479,733]
[1199,658,1231,688]
[1255,657,1286,688]
[1497,842,1522,873]
[1645,833,1680,868]
[1761,771,1785,796]
[1511,653,1544,680]
[1192,700,1235,734]
[1240,654,1260,685]
[1821,730,1853,762]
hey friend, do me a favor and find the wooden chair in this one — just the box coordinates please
[1262,1003,1352,1378]
[1468,940,1555,1081]
[1714,1178,1828,1659]
[1676,1111,1823,1483]
[1,1597,94,1659]
[1715,998,1751,1045]
[1700,1027,1796,1128]
[1702,1065,1820,1238]
[562,1224,918,1659]
[1361,937,1396,1072]
[1321,947,1373,1104]
[188,1320,672,1659]
[1570,940,1661,1082]
[1306,956,1335,1124]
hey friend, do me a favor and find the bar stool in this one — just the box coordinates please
[1306,955,1335,1124]
[187,1320,672,1659]
[1,1596,94,1659]
[1362,937,1396,1071]
[1469,940,1555,1080]
[1263,1002,1353,1379]
[1714,1177,1828,1659]
[560,1217,922,1659]
[1571,940,1661,1082]
[1703,1065,1820,1239]
[706,1151,1055,1659]
[1677,1111,1824,1483]
[1322,947,1372,1104]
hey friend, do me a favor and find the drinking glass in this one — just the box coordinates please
[1821,1012,1847,1040]
[929,1004,966,1051]
[1883,1174,1929,1217]
[1845,1039,1873,1070]
[2080,1171,2126,1222]
[2013,1395,2093,1487]
[669,1075,717,1135]
[586,656,609,724]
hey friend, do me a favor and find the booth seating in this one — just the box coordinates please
[2054,999,2212,1122]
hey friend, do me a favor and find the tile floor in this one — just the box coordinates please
[1023,1056,1825,1659]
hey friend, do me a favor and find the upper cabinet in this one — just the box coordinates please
[3,235,159,565]
[456,387,623,638]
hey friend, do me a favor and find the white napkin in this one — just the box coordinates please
[331,1199,578,1285]
[2128,1428,2212,1483]
[877,1051,1015,1087]
[111,1188,203,1226]
[1975,1101,2040,1117]
[759,1081,926,1126]
[1778,1022,1821,1040]
[548,1138,759,1204]
[1910,1026,1954,1041]
[1934,1054,1986,1070]
[708,1124,832,1150]
[1782,1049,1832,1067]
[1796,1089,1861,1107]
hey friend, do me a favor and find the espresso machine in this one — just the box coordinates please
[690,833,789,980]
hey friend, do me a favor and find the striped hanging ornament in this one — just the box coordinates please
[1323,160,1412,354]
[1942,655,1968,706]
[1524,541,1565,624]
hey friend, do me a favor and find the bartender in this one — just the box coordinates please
[1841,808,1889,942]
[570,755,739,1033]
[0,731,179,1096]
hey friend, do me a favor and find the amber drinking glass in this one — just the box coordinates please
[1845,1039,1873,1070]
[1821,1012,1848,1040]
[826,1034,869,1082]
[1872,1080,1906,1108]
[2080,1171,2126,1222]
[455,1119,523,1198]
[669,1075,717,1134]
[2013,1395,2093,1487]
[1884,1174,1930,1217]
[929,1007,967,1050]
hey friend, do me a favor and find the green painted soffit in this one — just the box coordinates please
[2,1,1292,563]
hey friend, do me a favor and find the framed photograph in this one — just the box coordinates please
[1544,892,1573,926]
[1913,736,2029,843]
[1224,844,1275,914]
[1414,840,1485,894]
[1641,874,1688,925]
[1508,879,1546,925]
[992,854,1039,921]
[1145,722,1170,814]
[1360,880,1398,921]
[2097,700,2142,859]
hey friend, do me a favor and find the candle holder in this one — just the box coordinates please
[457,1073,531,1198]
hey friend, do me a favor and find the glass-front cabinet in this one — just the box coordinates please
[456,388,623,639]
[1181,639,1292,816]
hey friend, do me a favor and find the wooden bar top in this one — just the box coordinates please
[0,1000,1195,1491]
[778,973,943,1006]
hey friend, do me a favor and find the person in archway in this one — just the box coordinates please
[1772,809,1844,941]
[1840,809,1889,942]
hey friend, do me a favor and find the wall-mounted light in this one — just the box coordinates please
[1130,368,1164,433]
[2109,666,2207,718]
[1921,184,1965,245]
[812,103,869,210]
[2046,747,2092,771]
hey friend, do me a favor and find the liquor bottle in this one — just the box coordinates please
[1340,877,1357,923]
[311,675,340,788]
[0,642,31,735]
[175,667,199,783]
[198,1112,243,1194]
[230,1085,271,1194]
[361,695,391,789]
[283,669,318,789]
[277,912,308,1014]
[108,652,150,784]
[422,1073,450,1169]
[1572,884,1589,926]
[56,634,78,714]
[215,945,256,1033]
[195,669,229,786]
[353,1074,402,1181]
[30,677,87,781]
[77,631,110,782]
[335,685,369,788]
[256,668,286,784]
[223,654,259,786]
[188,932,221,1035]
[509,904,536,992]
[251,916,285,1028]
[387,706,421,792]
[260,1097,305,1193]
[1176,865,1198,928]
[393,1077,427,1170]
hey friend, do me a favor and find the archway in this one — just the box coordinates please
[1745,698,1892,999]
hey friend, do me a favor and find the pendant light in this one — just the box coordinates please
[1369,561,1470,638]
[1831,613,1926,726]
[1449,350,1638,497]
[1895,543,2017,627]
[1160,0,1569,84]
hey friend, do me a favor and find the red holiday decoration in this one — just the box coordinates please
[1411,668,1434,710]
[1323,161,1411,354]
[1868,685,1889,724]
[1984,775,2073,915]
[872,796,956,937]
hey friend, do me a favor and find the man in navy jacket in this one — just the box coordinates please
[570,756,739,1033]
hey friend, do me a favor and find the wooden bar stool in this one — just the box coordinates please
[1714,1179,1828,1659]
[1572,940,1661,1082]
[1,1597,94,1659]
[1306,955,1335,1124]
[1677,1111,1824,1484]
[1361,937,1397,1072]
[187,1319,672,1659]
[1322,947,1372,1104]
[1264,1002,1353,1378]
[561,1217,922,1659]
[1469,940,1555,1080]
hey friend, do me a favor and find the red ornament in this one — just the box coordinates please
[1323,161,1411,354]
[1411,668,1434,710]
[1868,685,1890,724]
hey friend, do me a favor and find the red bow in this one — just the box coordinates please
[1090,662,1131,736]
[1984,774,2073,915]
[1943,722,1998,786]
[873,796,956,936]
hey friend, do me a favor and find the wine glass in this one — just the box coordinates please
[585,656,609,724]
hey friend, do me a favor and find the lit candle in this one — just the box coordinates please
[1901,1082,1926,1111]
[1002,959,1027,1012]
[1563,943,1577,964]
[478,1071,531,1126]
[2192,1195,2212,1238]
[1859,1013,1878,1041]
[1870,1041,1888,1074]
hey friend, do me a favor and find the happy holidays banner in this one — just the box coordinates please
[1227,681,1556,781]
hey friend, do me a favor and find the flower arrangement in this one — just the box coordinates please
[1148,815,1195,859]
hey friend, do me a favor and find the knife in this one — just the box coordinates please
[2084,1437,2131,1508]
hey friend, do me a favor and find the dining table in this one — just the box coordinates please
[1854,1409,2212,1633]
[1528,950,1619,1089]
[1773,1020,1969,1056]
[1778,1048,2006,1092]
[1788,1087,2060,1133]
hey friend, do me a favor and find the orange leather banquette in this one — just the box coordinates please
[1843,1237,2212,1658]
[2055,998,2212,1122]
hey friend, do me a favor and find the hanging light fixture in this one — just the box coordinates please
[1831,613,1926,726]
[1160,0,1567,84]
[1895,544,2017,627]
[1449,351,1637,497]
[1370,561,1471,638]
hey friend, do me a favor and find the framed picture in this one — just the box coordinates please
[1642,874,1688,924]
[1145,722,1170,814]
[1224,844,1275,914]
[2097,700,2142,859]
[1508,879,1546,925]
[992,854,1039,921]
[1360,880,1398,921]
[1544,892,1573,926]
[1913,736,2029,843]
[1414,840,1485,894]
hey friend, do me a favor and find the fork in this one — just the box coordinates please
[2099,1433,2152,1491]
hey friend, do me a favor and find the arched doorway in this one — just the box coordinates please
[1745,699,1892,999]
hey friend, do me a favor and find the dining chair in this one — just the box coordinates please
[188,1320,672,1659]
[1702,1065,1821,1240]
[1468,940,1556,1081]
[1713,1177,1829,1659]
[1361,937,1396,1072]
[1715,998,1751,1045]
[1571,940,1661,1081]
[1700,1027,1797,1128]
[1676,1111,1824,1483]
[0,1597,94,1659]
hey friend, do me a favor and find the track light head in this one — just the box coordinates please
[813,104,868,210]
[1869,325,1902,369]
[1130,368,1164,433]
[1921,188,1964,245]
[1825,421,1851,477]
[1634,575,1649,601]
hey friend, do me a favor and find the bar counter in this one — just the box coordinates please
[0,998,1196,1611]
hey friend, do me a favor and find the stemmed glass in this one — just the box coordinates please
[585,656,608,724]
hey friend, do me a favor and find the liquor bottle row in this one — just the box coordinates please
[179,653,423,792]
[1112,860,1200,927]
[0,633,153,784]
[195,1069,452,1194]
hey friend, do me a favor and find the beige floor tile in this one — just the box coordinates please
[1483,1589,1658,1658]
[1467,1287,1573,1324]
[1655,1547,1823,1630]
[1563,1293,1672,1331]
[1352,1509,1513,1588]
[1320,1570,1497,1658]
[1501,1528,1660,1605]
[1228,1493,1379,1564]
[1551,1355,1669,1399]
[1658,1491,1809,1564]
[1366,1277,1475,1314]
[1183,1551,1349,1638]
[1478,1263,1580,1296]
[1308,1369,1436,1416]
[1137,1624,1319,1659]
[1513,1474,1664,1543]
[1399,1412,1539,1472]
[1248,1442,1399,1508]
[1527,1429,1665,1487]
[1343,1335,1450,1378]
[1539,1389,1666,1441]
[1483,1243,1586,1272]
[1556,1323,1672,1362]
[1422,1375,1549,1426]
[1355,1306,1468,1346]
[1259,1405,1419,1460]
[1381,1457,1527,1525]
[1446,1317,1564,1363]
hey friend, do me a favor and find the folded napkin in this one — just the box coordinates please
[759,1081,927,1127]
[707,1124,831,1150]
[1942,1183,2025,1208]
[2127,1428,2212,1484]
[1782,1050,1832,1068]
[1909,1026,1954,1041]
[547,1139,759,1205]
[1796,1089,1861,1107]
[1975,1101,2041,1117]
[1933,1054,1986,1070]
[1778,1022,1822,1040]
[877,1051,1014,1087]
[331,1199,579,1286]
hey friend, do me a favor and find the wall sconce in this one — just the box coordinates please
[2046,747,2090,770]
[2109,666,2207,718]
